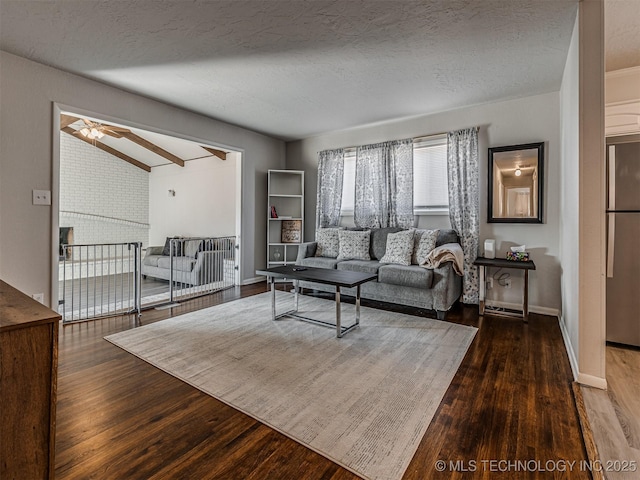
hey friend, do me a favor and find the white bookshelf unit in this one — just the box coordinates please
[267,170,304,269]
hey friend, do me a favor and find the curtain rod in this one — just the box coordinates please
[339,131,449,152]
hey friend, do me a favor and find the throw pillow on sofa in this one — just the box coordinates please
[337,229,371,261]
[379,229,416,266]
[315,227,342,258]
[413,229,440,265]
[162,237,182,256]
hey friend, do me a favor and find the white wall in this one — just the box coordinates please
[0,51,285,304]
[60,132,149,248]
[148,157,236,245]
[286,92,562,312]
[559,12,581,379]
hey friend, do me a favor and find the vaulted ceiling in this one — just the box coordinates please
[1,1,637,142]
[59,113,227,170]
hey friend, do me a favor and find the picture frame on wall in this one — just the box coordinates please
[281,220,302,243]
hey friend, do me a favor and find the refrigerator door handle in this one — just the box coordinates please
[608,145,616,211]
[607,213,615,278]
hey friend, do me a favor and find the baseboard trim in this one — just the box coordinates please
[558,314,607,390]
[484,300,559,317]
[242,276,265,286]
[577,373,607,390]
[559,314,579,382]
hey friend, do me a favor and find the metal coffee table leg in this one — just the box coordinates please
[356,285,361,327]
[268,274,360,338]
[336,286,342,338]
[270,277,276,321]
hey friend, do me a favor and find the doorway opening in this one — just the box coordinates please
[54,107,242,321]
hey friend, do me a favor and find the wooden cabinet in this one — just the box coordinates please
[267,170,304,269]
[1,281,60,480]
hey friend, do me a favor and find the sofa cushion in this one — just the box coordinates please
[436,229,459,247]
[162,237,182,256]
[378,264,434,289]
[337,260,381,275]
[315,227,342,258]
[157,256,196,272]
[379,229,416,266]
[300,256,340,269]
[412,229,439,265]
[143,254,162,267]
[337,230,371,261]
[369,227,403,260]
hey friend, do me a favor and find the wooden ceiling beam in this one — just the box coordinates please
[201,146,227,161]
[61,127,151,173]
[60,114,80,129]
[119,132,185,167]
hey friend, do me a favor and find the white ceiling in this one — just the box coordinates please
[1,1,635,142]
[605,0,640,72]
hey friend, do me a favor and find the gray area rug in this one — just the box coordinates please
[106,291,477,480]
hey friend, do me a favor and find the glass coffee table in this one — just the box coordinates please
[255,265,377,338]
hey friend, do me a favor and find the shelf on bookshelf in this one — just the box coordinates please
[268,169,304,268]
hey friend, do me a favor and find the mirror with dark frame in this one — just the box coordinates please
[488,142,544,223]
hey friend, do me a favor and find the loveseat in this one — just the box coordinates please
[142,237,231,286]
[295,227,463,319]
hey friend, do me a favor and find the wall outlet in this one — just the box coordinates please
[32,189,51,206]
[32,293,44,304]
[504,279,512,289]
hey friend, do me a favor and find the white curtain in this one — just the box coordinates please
[447,127,479,304]
[354,139,414,228]
[316,149,345,229]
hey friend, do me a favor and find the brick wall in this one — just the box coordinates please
[59,133,149,250]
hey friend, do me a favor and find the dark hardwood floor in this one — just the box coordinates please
[55,284,589,479]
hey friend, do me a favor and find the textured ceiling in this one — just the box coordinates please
[1,0,581,141]
[605,0,640,71]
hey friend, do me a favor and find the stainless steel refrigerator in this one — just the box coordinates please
[606,135,640,347]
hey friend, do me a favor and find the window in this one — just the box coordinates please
[340,135,448,215]
[340,149,357,213]
[412,135,448,213]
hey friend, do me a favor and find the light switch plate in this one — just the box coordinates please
[33,189,51,205]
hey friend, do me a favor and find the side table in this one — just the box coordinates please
[474,256,536,322]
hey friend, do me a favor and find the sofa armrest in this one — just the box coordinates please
[194,249,221,265]
[296,242,317,263]
[192,250,225,282]
[146,246,164,256]
[430,262,463,311]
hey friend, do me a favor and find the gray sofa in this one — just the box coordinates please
[295,228,462,319]
[142,238,228,286]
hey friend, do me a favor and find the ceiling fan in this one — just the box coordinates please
[74,118,131,140]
